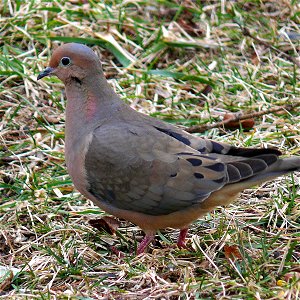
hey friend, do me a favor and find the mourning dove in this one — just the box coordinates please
[38,43,300,254]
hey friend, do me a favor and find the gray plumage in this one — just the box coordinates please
[38,43,300,254]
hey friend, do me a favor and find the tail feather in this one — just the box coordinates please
[266,156,300,173]
[226,154,281,184]
[226,156,300,193]
[226,146,282,157]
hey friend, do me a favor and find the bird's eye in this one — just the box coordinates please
[61,57,71,66]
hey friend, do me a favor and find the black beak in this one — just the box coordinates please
[37,67,54,80]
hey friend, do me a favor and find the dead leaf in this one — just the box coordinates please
[223,113,255,130]
[224,245,243,260]
[89,216,120,235]
[200,85,213,96]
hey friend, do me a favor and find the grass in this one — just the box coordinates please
[0,0,300,299]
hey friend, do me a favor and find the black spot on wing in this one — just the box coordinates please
[187,158,202,166]
[177,153,217,160]
[194,172,204,179]
[205,163,225,172]
[154,127,191,146]
[177,152,195,155]
[177,152,194,155]
[211,141,225,153]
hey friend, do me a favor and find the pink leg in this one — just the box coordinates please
[137,232,155,255]
[177,228,189,249]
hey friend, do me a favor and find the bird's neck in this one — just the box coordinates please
[64,75,122,144]
[66,76,120,118]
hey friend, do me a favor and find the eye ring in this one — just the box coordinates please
[61,57,71,66]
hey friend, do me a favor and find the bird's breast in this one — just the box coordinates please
[65,133,94,198]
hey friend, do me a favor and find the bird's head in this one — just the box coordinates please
[37,43,102,84]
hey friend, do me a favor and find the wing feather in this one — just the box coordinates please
[85,121,281,216]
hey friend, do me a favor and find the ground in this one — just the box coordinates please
[0,0,300,299]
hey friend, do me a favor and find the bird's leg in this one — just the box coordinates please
[137,231,156,255]
[177,228,189,249]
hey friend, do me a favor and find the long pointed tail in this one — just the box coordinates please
[249,156,300,183]
[225,156,300,193]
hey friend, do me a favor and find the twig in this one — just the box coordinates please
[241,26,300,68]
[186,102,300,133]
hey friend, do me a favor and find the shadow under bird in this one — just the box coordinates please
[38,43,300,254]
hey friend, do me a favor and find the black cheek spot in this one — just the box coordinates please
[194,172,204,179]
[187,158,202,166]
[71,76,82,84]
[206,163,225,172]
